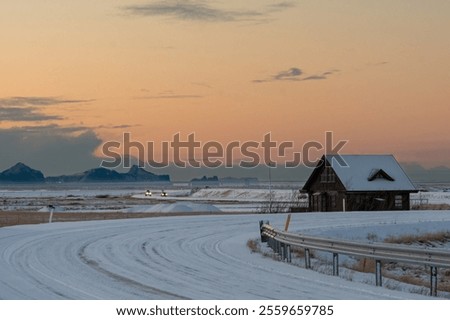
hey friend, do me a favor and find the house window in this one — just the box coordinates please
[328,169,335,182]
[395,195,403,208]
[320,170,327,183]
[321,168,335,183]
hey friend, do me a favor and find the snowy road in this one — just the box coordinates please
[1,211,450,299]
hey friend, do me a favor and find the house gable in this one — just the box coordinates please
[302,156,346,192]
[367,169,395,182]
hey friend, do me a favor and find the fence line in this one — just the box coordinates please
[260,221,450,296]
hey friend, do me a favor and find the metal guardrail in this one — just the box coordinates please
[260,221,450,296]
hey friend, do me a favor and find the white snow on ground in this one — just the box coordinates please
[190,188,296,202]
[125,202,221,213]
[132,189,192,199]
[2,185,450,213]
[411,191,450,205]
[1,210,450,299]
[132,188,300,203]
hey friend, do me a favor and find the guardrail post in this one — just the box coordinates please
[430,266,438,296]
[375,260,382,287]
[281,243,285,260]
[333,253,339,276]
[284,243,289,261]
[287,245,292,263]
[259,220,269,242]
[305,248,311,269]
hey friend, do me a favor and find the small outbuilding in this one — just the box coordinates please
[302,154,417,212]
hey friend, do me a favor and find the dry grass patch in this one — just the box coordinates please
[247,239,260,253]
[384,231,450,245]
[412,204,450,210]
[349,259,450,294]
[389,272,450,293]
[0,210,248,228]
[290,246,316,259]
[351,258,376,273]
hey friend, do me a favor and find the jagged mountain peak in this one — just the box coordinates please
[0,163,45,182]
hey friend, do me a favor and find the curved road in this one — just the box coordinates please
[1,211,448,299]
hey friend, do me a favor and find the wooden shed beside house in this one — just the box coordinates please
[302,155,417,212]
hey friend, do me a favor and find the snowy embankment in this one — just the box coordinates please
[131,188,298,202]
[1,210,450,299]
[125,202,221,213]
[190,188,296,202]
[411,191,450,205]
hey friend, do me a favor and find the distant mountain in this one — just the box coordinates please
[190,175,220,186]
[401,163,450,183]
[124,165,170,182]
[220,177,259,185]
[190,176,219,183]
[46,165,170,183]
[0,162,45,183]
[80,168,124,182]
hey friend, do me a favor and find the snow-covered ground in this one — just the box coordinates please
[0,186,304,213]
[1,184,450,299]
[125,202,221,213]
[411,191,450,205]
[1,210,450,299]
[2,184,450,213]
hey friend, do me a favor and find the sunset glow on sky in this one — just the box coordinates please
[1,1,449,176]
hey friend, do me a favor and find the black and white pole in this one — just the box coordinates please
[333,253,339,276]
[375,260,382,287]
[305,248,311,269]
[430,266,438,296]
[48,205,55,223]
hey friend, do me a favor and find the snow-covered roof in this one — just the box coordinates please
[321,155,416,191]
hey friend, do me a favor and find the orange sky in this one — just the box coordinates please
[1,1,449,175]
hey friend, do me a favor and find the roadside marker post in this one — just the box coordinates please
[48,205,55,223]
[284,213,291,231]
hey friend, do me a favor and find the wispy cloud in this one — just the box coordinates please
[0,96,93,108]
[122,1,295,23]
[253,67,339,83]
[0,96,94,123]
[191,82,213,89]
[268,1,297,11]
[302,70,340,81]
[139,94,203,99]
[0,107,63,122]
[275,67,303,81]
[98,124,138,129]
[6,124,91,134]
[135,90,203,99]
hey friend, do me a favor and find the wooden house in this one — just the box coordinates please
[302,155,417,212]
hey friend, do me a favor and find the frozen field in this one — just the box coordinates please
[0,185,302,213]
[1,183,449,214]
[1,210,450,299]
